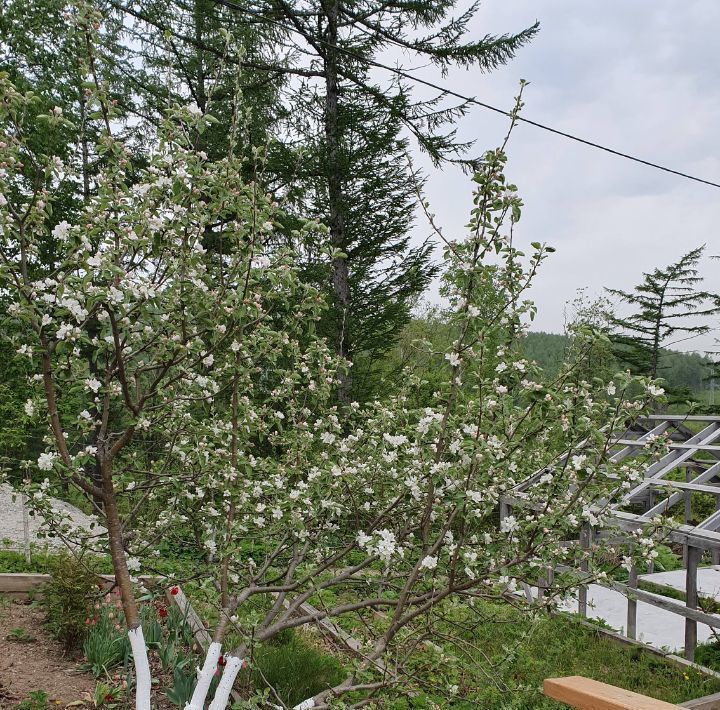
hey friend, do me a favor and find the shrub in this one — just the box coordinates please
[42,552,99,652]
[250,636,344,707]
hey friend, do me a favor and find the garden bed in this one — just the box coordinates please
[0,598,96,707]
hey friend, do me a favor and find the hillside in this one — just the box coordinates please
[524,331,715,395]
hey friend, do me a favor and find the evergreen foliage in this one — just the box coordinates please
[606,246,720,382]
[180,0,538,400]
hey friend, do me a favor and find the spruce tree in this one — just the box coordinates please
[606,246,720,383]
[205,0,538,401]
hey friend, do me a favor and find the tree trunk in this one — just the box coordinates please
[101,459,151,709]
[323,0,352,403]
[193,0,208,114]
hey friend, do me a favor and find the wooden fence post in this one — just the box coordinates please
[627,563,637,640]
[713,498,720,567]
[578,525,590,618]
[685,545,700,661]
[683,469,692,568]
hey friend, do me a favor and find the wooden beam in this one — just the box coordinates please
[543,676,682,709]
[613,440,720,453]
[165,585,213,651]
[627,564,637,640]
[680,689,720,708]
[578,525,590,618]
[0,573,50,594]
[642,415,720,422]
[686,546,700,661]
[549,561,720,629]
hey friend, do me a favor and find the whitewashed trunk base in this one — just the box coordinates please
[185,641,223,710]
[208,654,244,710]
[129,626,152,710]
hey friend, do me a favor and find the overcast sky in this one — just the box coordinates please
[399,1,719,353]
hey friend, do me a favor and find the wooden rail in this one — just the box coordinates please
[543,676,682,709]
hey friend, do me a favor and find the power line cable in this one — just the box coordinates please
[200,0,720,190]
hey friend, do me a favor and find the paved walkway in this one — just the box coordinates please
[559,582,716,651]
[0,483,105,552]
[639,567,720,600]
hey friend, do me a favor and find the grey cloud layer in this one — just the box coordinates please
[407,0,719,352]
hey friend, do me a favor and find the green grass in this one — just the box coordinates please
[240,634,345,706]
[390,602,720,708]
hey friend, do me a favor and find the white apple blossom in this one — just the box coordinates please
[420,555,438,570]
[37,452,57,471]
[85,378,102,393]
[51,220,71,240]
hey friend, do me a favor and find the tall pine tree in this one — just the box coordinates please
[607,246,720,383]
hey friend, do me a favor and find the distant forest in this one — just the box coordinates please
[523,331,715,394]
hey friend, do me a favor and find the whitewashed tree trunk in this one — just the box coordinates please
[185,642,223,710]
[208,654,244,710]
[129,627,152,710]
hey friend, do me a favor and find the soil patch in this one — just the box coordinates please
[0,599,96,707]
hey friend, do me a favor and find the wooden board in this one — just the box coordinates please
[0,573,50,594]
[544,677,681,709]
[681,689,720,709]
[165,585,213,651]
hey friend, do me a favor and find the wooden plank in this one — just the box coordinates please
[611,512,720,552]
[622,423,720,505]
[650,480,720,495]
[646,462,720,517]
[0,573,50,593]
[550,563,720,629]
[687,547,700,661]
[165,585,213,651]
[611,579,720,628]
[681,689,720,708]
[642,415,720,422]
[543,676,682,709]
[613,440,720,453]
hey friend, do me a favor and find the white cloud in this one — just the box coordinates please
[398,0,720,353]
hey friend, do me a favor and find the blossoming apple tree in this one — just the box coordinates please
[0,13,665,707]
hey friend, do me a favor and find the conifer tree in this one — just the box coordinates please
[606,246,720,382]
[206,0,538,401]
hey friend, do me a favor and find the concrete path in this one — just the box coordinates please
[559,583,716,651]
[640,567,720,601]
[0,483,105,552]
